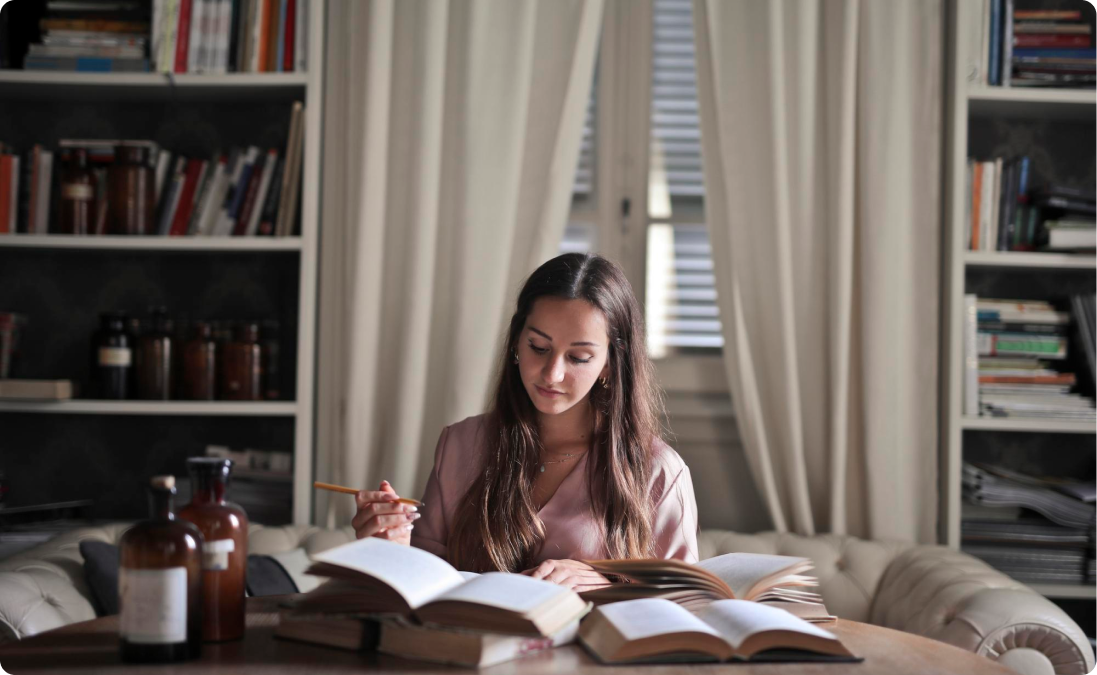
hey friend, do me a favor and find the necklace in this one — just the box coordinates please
[539,452,585,473]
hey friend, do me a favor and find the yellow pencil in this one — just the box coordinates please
[313,481,422,506]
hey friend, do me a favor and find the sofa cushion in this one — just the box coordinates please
[79,541,120,617]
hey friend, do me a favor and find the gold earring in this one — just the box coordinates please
[600,377,608,389]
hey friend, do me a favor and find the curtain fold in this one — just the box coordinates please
[693,0,941,543]
[316,0,603,525]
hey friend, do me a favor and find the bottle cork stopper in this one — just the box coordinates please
[151,475,176,490]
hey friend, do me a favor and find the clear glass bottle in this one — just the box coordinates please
[135,307,174,400]
[178,458,248,642]
[181,321,217,400]
[59,148,97,235]
[119,475,203,663]
[220,321,261,400]
[91,311,132,399]
[108,145,154,235]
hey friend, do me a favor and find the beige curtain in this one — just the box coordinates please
[692,0,941,543]
[315,0,603,525]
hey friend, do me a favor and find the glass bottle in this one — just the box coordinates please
[220,322,261,400]
[119,475,203,663]
[259,319,280,400]
[59,149,97,235]
[135,308,174,400]
[178,458,248,642]
[181,321,217,400]
[108,145,155,235]
[91,311,132,399]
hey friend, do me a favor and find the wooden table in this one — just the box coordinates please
[0,596,1016,674]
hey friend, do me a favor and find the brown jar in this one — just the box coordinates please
[108,145,155,235]
[178,458,247,643]
[59,149,97,235]
[119,475,204,662]
[219,322,261,401]
[181,321,217,400]
[260,319,280,400]
[135,308,174,400]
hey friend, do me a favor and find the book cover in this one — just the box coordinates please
[174,0,193,73]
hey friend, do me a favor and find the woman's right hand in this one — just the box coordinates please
[352,480,420,544]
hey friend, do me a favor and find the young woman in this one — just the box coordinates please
[352,253,698,589]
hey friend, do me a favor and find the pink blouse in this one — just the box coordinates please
[411,414,699,569]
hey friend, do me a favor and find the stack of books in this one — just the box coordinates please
[962,462,1095,585]
[968,2,1095,88]
[276,538,852,667]
[965,155,1034,251]
[964,297,1096,420]
[0,101,304,237]
[1034,186,1096,252]
[24,1,151,73]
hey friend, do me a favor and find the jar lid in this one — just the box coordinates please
[186,457,234,475]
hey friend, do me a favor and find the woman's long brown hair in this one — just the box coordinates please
[448,253,666,572]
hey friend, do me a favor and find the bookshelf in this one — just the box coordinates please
[941,0,1096,602]
[0,2,325,526]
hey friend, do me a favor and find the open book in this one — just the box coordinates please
[579,598,858,664]
[582,552,828,618]
[296,538,589,637]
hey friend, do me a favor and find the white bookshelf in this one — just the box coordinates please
[940,0,1097,602]
[0,2,325,526]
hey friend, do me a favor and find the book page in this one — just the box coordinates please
[429,572,574,614]
[597,598,722,643]
[696,553,810,600]
[696,600,837,651]
[310,538,465,609]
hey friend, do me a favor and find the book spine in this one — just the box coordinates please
[265,0,280,72]
[971,161,983,250]
[233,154,265,235]
[295,0,307,72]
[979,0,991,85]
[245,150,278,236]
[998,159,1015,251]
[188,0,204,72]
[23,56,151,72]
[158,0,180,72]
[40,19,150,32]
[1013,34,1092,48]
[26,146,40,237]
[988,157,1002,250]
[157,161,188,236]
[988,0,1002,85]
[257,157,283,236]
[275,0,287,73]
[1014,10,1082,20]
[35,151,53,234]
[254,0,269,72]
[1001,0,1013,86]
[175,0,193,73]
[964,294,979,417]
[228,0,243,72]
[0,156,11,234]
[185,157,216,235]
[9,157,20,235]
[276,102,303,237]
[283,0,296,72]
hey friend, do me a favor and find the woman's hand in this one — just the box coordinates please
[352,480,419,545]
[521,559,611,591]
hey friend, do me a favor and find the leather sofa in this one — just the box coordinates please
[0,524,1092,675]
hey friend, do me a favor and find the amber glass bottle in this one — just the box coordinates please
[219,322,261,400]
[59,148,96,235]
[135,308,174,399]
[180,321,217,400]
[108,145,155,235]
[178,458,248,642]
[119,475,203,663]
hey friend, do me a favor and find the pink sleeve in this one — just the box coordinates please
[652,463,700,563]
[410,425,452,560]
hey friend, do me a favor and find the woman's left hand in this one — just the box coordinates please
[521,559,611,591]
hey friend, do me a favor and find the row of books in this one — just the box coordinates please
[17,0,307,74]
[963,297,1096,420]
[962,462,1094,586]
[0,101,304,237]
[274,537,853,666]
[965,157,1096,252]
[967,1,1095,88]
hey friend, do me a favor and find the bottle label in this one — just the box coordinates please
[119,567,187,644]
[62,183,95,201]
[203,538,235,571]
[98,347,132,367]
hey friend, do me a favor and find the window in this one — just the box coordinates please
[566,0,723,362]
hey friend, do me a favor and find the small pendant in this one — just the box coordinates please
[540,464,546,473]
